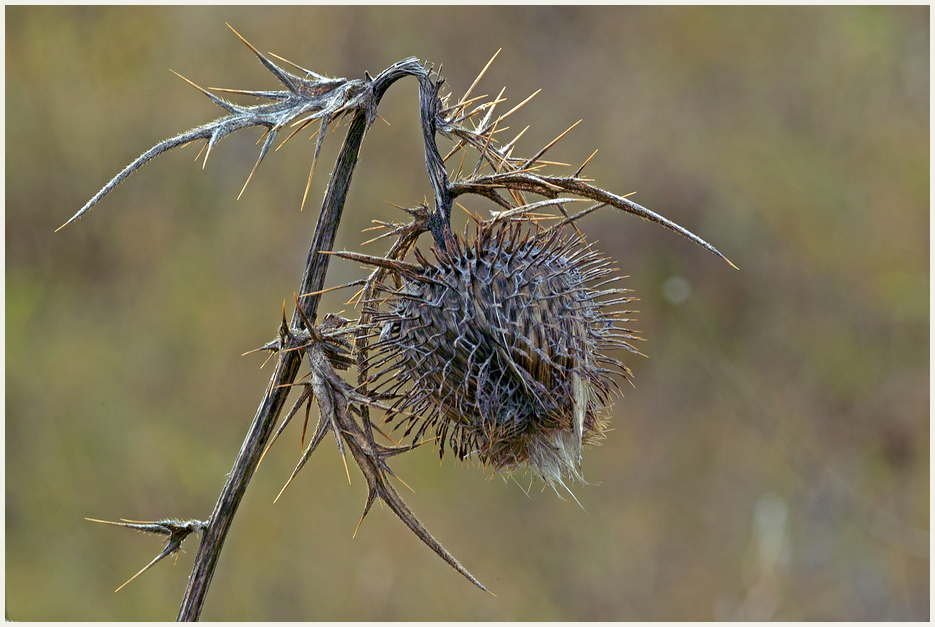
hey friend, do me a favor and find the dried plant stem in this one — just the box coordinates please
[177,62,418,622]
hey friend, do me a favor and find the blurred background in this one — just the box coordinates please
[6,6,929,621]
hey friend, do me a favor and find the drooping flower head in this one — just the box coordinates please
[365,219,640,489]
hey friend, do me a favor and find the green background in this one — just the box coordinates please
[6,6,928,620]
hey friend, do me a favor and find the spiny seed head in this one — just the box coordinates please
[367,220,640,488]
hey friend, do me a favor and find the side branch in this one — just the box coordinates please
[450,173,736,267]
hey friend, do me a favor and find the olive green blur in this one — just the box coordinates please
[6,6,928,621]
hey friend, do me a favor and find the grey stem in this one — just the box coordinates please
[176,59,423,622]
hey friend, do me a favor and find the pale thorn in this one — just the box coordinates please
[458,96,508,123]
[193,140,208,163]
[361,223,390,232]
[170,69,233,111]
[488,197,588,223]
[495,88,541,126]
[341,449,352,485]
[241,342,276,358]
[273,473,297,504]
[276,119,315,151]
[299,279,367,298]
[460,48,501,114]
[500,124,529,154]
[443,93,488,115]
[237,157,261,200]
[521,119,582,170]
[266,50,322,80]
[259,350,278,369]
[225,23,297,93]
[346,286,366,305]
[392,472,416,494]
[300,145,320,212]
[457,201,483,224]
[471,116,501,179]
[352,505,369,539]
[457,149,466,179]
[476,86,506,134]
[114,550,171,593]
[575,149,599,177]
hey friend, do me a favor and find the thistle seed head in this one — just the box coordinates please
[367,220,640,488]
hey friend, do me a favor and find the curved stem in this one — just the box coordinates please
[418,74,454,248]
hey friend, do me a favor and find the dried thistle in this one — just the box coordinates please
[66,28,734,619]
[359,218,638,491]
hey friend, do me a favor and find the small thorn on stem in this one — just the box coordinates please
[574,149,599,177]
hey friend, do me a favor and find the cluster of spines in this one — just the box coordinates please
[359,219,639,480]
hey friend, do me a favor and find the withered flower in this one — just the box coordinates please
[361,218,639,490]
